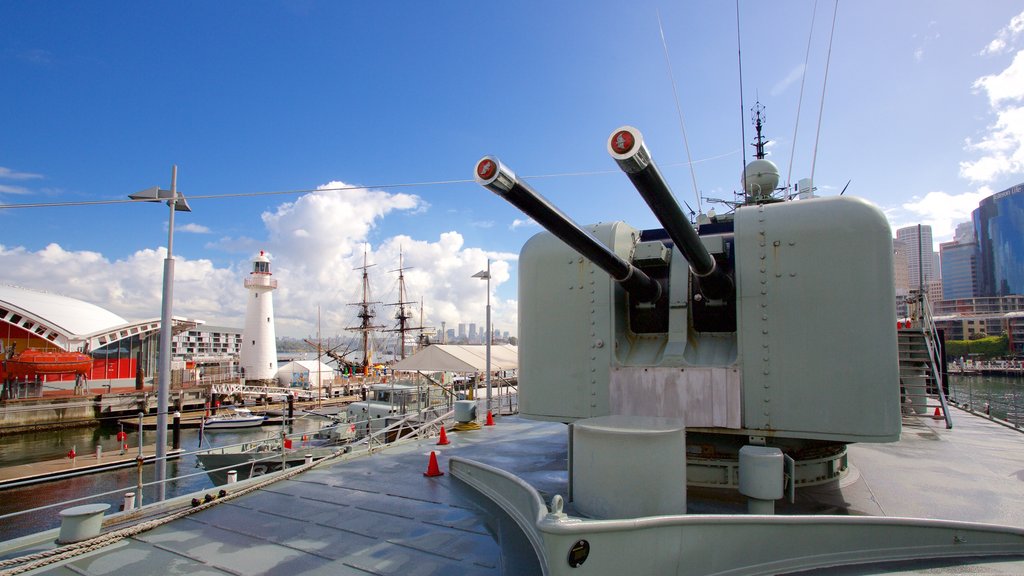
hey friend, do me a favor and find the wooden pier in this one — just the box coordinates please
[0,445,183,490]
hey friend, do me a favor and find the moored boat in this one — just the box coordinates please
[202,407,266,430]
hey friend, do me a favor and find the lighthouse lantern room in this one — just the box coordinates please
[240,250,279,384]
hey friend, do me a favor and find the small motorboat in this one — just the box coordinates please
[202,407,266,430]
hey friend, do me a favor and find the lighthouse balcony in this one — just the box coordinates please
[244,276,278,289]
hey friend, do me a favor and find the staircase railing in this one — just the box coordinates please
[909,290,952,429]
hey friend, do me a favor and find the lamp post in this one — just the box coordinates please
[472,260,492,414]
[129,165,191,502]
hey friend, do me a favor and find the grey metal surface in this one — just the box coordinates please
[23,417,566,575]
[9,408,1024,575]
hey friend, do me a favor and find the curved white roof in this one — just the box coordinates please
[0,284,128,337]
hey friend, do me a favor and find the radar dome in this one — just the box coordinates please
[742,159,780,199]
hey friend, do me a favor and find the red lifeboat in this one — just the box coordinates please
[2,349,93,380]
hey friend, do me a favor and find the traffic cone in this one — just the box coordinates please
[932,406,943,419]
[423,451,444,477]
[485,410,495,427]
[437,426,450,445]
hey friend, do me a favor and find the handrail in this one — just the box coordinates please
[911,290,953,429]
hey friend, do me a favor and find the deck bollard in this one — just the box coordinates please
[95,444,102,462]
[123,492,136,510]
[226,470,238,484]
[57,503,110,544]
[305,453,313,465]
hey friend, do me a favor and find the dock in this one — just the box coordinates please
[0,446,183,490]
[117,396,360,430]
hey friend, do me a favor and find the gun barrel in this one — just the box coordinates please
[608,126,732,299]
[476,156,662,303]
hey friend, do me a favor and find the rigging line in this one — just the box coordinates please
[736,0,748,199]
[0,150,742,211]
[787,0,819,189]
[657,8,702,214]
[810,0,839,188]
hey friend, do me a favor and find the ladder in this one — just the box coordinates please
[898,291,952,428]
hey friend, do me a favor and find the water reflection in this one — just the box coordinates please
[0,418,321,542]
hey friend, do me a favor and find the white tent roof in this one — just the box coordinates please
[279,360,335,373]
[391,344,518,372]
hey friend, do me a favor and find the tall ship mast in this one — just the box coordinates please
[346,247,383,375]
[384,249,424,360]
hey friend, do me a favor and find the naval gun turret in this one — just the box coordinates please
[477,126,900,490]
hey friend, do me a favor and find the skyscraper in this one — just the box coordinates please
[895,225,935,292]
[974,183,1024,296]
[940,240,977,300]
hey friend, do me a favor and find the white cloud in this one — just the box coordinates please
[960,50,1024,183]
[888,188,990,246]
[0,182,521,340]
[0,167,43,180]
[510,218,538,230]
[0,184,30,195]
[981,10,1024,55]
[972,50,1024,105]
[178,223,211,234]
[770,64,804,97]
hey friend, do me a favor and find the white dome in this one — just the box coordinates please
[742,159,780,198]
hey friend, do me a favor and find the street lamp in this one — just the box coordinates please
[129,165,190,502]
[472,260,491,415]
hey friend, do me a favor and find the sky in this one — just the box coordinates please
[2,1,1023,341]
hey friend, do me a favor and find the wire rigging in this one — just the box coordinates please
[736,0,748,198]
[787,0,819,189]
[0,153,740,211]
[810,0,840,188]
[657,8,703,214]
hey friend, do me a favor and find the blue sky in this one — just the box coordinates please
[2,1,1023,339]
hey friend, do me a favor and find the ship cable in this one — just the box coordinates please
[786,0,819,191]
[657,8,702,215]
[0,159,738,211]
[810,0,840,188]
[736,0,748,198]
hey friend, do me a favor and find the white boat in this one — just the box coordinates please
[202,407,266,430]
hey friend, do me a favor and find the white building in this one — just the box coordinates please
[240,251,279,384]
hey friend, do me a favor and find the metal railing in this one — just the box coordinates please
[907,290,953,429]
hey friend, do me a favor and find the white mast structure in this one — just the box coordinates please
[241,250,279,384]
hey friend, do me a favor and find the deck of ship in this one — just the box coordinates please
[2,407,1024,574]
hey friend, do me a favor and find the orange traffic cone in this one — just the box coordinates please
[437,426,450,445]
[932,406,943,419]
[423,451,444,477]
[485,410,495,427]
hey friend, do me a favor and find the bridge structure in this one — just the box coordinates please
[209,383,306,398]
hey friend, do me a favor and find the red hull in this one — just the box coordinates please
[2,350,93,380]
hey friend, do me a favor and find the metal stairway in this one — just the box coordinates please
[898,291,952,428]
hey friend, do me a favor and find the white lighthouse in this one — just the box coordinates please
[240,250,278,384]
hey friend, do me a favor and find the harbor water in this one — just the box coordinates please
[947,372,1024,425]
[0,414,323,542]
